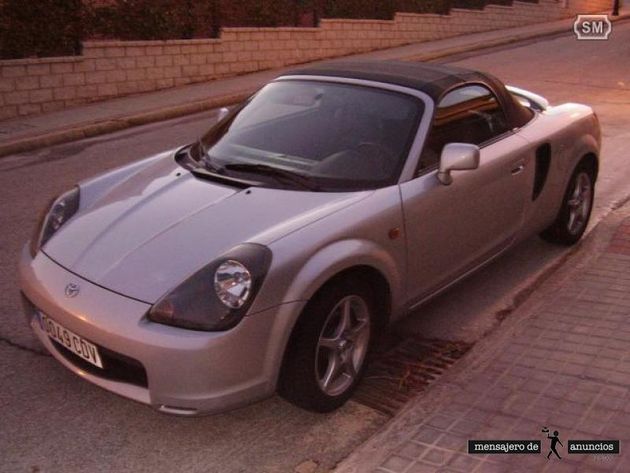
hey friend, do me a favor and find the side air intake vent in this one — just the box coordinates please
[533,143,551,201]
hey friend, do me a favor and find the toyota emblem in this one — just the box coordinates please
[64,283,80,298]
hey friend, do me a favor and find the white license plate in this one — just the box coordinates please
[40,314,103,368]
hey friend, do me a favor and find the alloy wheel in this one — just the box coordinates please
[315,295,370,397]
[567,172,592,235]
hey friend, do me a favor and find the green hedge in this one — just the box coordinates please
[322,0,451,18]
[486,0,513,5]
[322,0,397,19]
[397,0,452,15]
[221,0,304,27]
[0,0,83,59]
[452,0,487,9]
[89,1,218,40]
[1,0,531,59]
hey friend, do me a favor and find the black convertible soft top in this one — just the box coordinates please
[283,60,532,128]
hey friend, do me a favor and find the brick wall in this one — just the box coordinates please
[0,0,613,120]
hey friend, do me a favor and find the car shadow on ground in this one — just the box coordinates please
[394,236,567,343]
[351,236,568,416]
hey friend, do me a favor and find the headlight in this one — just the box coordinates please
[148,244,272,331]
[214,260,252,309]
[30,186,80,257]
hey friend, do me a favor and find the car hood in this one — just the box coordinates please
[44,155,370,303]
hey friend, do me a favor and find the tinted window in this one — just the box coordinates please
[418,85,509,173]
[198,81,424,191]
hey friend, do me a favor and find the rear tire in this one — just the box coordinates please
[540,160,595,246]
[278,278,374,413]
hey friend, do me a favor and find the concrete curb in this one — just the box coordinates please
[1,12,628,158]
[403,29,566,62]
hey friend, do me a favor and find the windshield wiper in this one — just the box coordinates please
[196,140,226,174]
[190,166,259,188]
[203,155,225,174]
[224,163,319,191]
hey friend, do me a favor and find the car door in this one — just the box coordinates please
[400,84,532,306]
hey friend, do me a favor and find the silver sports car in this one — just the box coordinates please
[19,61,600,415]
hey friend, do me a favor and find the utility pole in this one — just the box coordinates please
[612,0,620,16]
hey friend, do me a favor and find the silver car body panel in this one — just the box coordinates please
[401,131,532,306]
[19,246,305,414]
[254,185,407,317]
[514,103,600,241]
[506,85,550,110]
[44,154,373,304]
[19,74,600,414]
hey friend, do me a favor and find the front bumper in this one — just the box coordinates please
[18,247,305,415]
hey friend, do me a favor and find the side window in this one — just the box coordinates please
[418,85,509,173]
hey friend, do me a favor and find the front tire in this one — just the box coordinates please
[540,160,595,246]
[279,278,373,412]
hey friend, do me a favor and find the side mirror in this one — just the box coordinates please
[437,143,480,185]
[217,107,230,123]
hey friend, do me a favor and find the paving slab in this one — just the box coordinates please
[335,203,630,473]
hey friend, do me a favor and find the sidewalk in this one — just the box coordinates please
[335,203,630,473]
[1,8,628,158]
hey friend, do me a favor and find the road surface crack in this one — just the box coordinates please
[0,335,51,357]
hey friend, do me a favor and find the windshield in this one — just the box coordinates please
[194,80,424,191]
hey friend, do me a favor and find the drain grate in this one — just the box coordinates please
[353,335,473,416]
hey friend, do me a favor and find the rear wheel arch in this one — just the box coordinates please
[540,154,596,246]
[580,152,599,182]
[565,132,599,181]
[552,143,598,214]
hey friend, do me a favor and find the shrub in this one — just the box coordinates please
[221,0,314,27]
[321,0,452,19]
[452,0,487,9]
[396,0,452,15]
[1,0,533,59]
[88,0,216,40]
[0,0,83,59]
[321,0,396,20]
[89,1,313,37]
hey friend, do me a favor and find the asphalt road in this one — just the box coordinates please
[1,21,630,473]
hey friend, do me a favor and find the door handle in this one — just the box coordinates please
[511,163,525,175]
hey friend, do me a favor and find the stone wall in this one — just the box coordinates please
[0,0,612,120]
